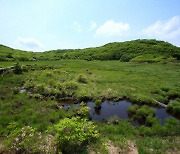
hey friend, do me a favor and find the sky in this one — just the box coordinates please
[0,0,180,51]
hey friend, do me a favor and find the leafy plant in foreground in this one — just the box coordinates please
[6,123,42,153]
[52,117,99,153]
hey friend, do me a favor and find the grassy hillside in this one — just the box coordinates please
[53,39,180,62]
[0,45,35,61]
[1,39,180,62]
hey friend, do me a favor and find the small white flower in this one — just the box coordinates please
[21,133,26,137]
[29,134,33,137]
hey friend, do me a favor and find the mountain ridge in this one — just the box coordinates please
[0,39,180,62]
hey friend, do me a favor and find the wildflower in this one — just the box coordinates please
[15,138,19,142]
[29,134,33,137]
[21,133,26,137]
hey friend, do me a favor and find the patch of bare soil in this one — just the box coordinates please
[107,141,122,154]
[126,141,138,154]
[107,141,138,154]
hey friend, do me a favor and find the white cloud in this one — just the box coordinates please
[96,20,130,37]
[143,16,180,45]
[73,21,82,32]
[16,37,44,51]
[88,21,97,31]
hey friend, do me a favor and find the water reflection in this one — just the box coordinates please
[63,100,176,125]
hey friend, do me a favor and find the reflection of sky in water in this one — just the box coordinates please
[64,100,174,124]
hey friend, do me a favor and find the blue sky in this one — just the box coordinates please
[0,0,180,51]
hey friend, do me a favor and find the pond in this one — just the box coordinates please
[63,100,175,125]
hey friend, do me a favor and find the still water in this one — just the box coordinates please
[64,100,174,124]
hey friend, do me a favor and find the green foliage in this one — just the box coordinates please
[13,87,20,95]
[128,104,138,114]
[13,62,22,74]
[128,105,156,125]
[6,123,42,153]
[135,105,155,118]
[77,74,88,84]
[107,115,120,125]
[52,117,99,153]
[0,60,180,153]
[94,99,102,109]
[167,99,180,115]
[77,102,90,118]
[138,117,180,137]
[1,39,180,62]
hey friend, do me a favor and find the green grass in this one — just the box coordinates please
[0,60,180,153]
[14,60,180,103]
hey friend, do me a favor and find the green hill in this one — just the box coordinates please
[0,44,36,61]
[0,39,180,62]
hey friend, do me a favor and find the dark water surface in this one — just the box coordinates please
[87,101,131,122]
[64,100,175,124]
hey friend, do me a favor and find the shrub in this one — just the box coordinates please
[13,87,20,95]
[77,74,88,84]
[164,118,180,135]
[21,65,29,72]
[120,54,134,62]
[13,62,22,74]
[166,99,180,116]
[77,102,90,118]
[52,117,99,153]
[128,104,138,114]
[6,123,42,153]
[94,99,102,109]
[146,115,159,126]
[129,105,155,125]
[34,84,45,95]
[134,105,155,119]
[107,115,120,125]
[33,93,43,99]
[57,82,78,98]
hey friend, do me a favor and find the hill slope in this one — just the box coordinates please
[0,39,180,62]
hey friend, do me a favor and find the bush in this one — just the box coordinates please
[77,102,90,118]
[6,123,42,153]
[128,105,155,125]
[13,87,20,95]
[13,62,22,74]
[134,105,155,119]
[57,82,78,98]
[52,117,99,153]
[128,104,138,114]
[107,115,120,125]
[164,118,180,135]
[146,115,159,126]
[77,74,88,84]
[32,93,43,99]
[94,99,102,109]
[166,99,180,116]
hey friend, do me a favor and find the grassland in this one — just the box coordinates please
[0,60,180,153]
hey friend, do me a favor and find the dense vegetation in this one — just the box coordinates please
[0,60,180,153]
[1,39,180,62]
[0,39,180,153]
